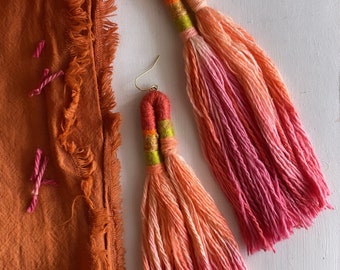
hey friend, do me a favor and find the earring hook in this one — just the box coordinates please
[135,55,160,91]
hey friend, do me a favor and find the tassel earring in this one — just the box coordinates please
[161,0,330,253]
[137,58,247,270]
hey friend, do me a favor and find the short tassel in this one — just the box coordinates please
[140,90,247,270]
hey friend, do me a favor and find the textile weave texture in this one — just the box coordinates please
[0,1,124,269]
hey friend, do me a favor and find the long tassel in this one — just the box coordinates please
[169,0,329,253]
[141,90,247,270]
[163,0,293,253]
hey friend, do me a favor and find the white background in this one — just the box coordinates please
[113,1,340,269]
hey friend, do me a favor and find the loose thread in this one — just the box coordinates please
[29,70,64,97]
[27,150,56,213]
[32,40,46,58]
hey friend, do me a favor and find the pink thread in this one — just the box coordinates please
[27,150,56,213]
[27,155,47,213]
[29,68,50,97]
[42,179,57,186]
[29,70,64,97]
[30,148,43,181]
[180,28,198,41]
[32,40,46,58]
[41,68,50,78]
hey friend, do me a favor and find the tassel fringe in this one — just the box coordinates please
[163,0,330,253]
[61,0,123,268]
[141,90,247,270]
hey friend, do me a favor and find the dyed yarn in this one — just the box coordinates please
[27,149,56,213]
[185,0,331,252]
[29,69,64,96]
[163,0,330,253]
[141,90,247,270]
[32,40,46,58]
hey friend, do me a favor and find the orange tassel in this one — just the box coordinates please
[140,90,247,270]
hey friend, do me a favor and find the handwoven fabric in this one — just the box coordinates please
[0,0,124,269]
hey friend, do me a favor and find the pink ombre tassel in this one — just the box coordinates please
[162,0,330,253]
[183,0,331,252]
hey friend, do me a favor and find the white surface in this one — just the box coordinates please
[113,1,340,269]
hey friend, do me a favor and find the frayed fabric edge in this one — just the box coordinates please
[59,0,122,269]
[93,0,119,117]
[93,0,125,268]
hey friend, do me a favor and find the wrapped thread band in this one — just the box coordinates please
[144,133,158,151]
[143,131,162,166]
[143,121,174,166]
[165,0,193,32]
[141,91,175,166]
[158,120,175,138]
[144,151,162,166]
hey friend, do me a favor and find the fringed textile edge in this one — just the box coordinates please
[103,114,124,269]
[93,0,119,117]
[93,0,124,268]
[59,0,113,268]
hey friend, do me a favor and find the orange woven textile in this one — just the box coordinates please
[0,0,124,269]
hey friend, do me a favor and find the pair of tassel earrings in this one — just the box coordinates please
[139,0,330,268]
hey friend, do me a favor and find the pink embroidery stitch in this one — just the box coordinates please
[30,148,43,181]
[29,68,50,97]
[32,40,46,58]
[42,179,57,186]
[27,149,57,213]
[29,70,64,97]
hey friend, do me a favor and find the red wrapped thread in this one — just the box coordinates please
[140,90,247,269]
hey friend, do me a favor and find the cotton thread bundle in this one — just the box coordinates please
[185,0,331,244]
[141,90,247,270]
[165,0,330,253]
[163,0,289,253]
[189,0,331,205]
